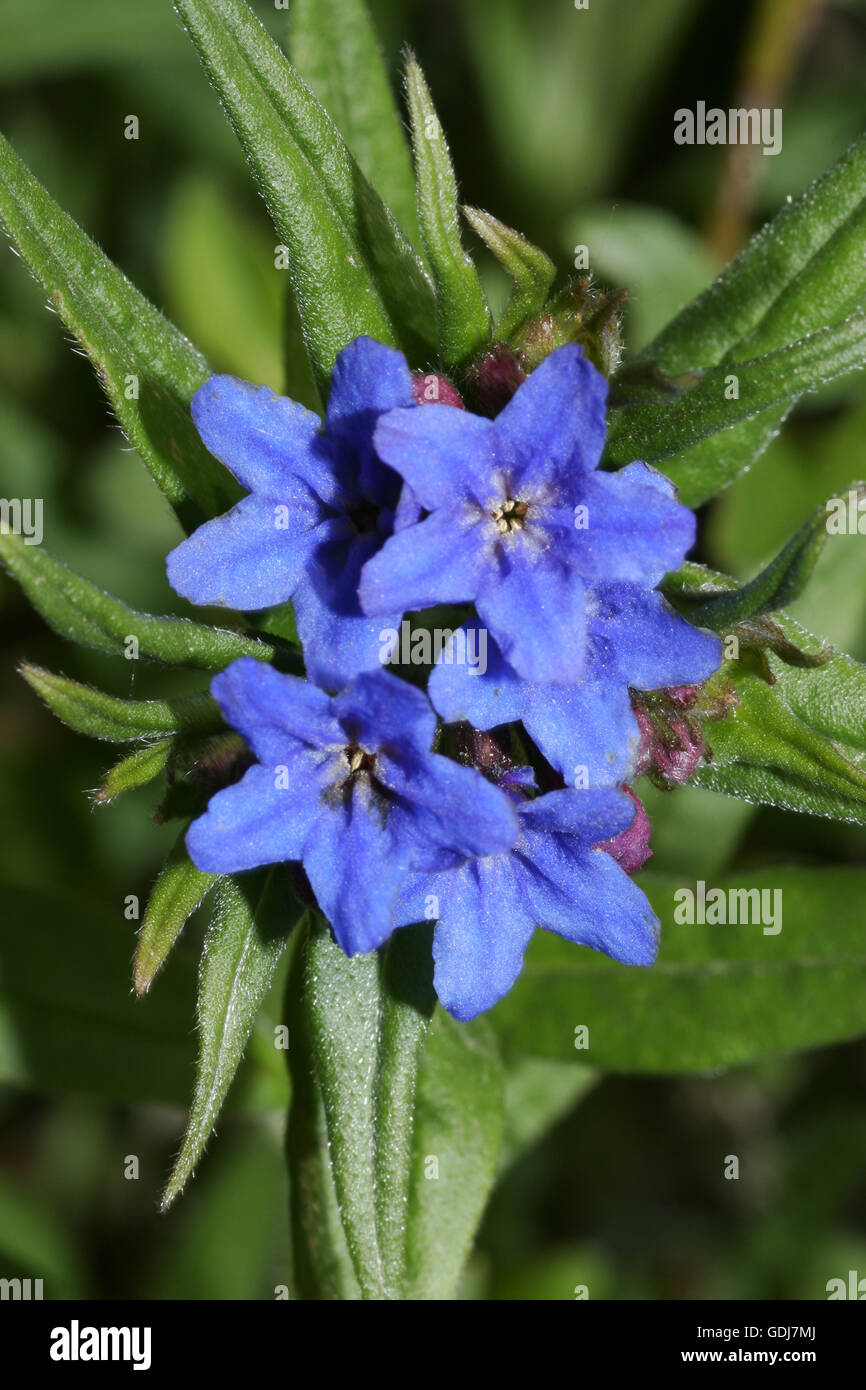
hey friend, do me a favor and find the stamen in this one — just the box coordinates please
[346,743,377,777]
[492,498,529,534]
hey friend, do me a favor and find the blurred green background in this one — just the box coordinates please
[2,0,866,1300]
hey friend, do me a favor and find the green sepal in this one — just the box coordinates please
[463,205,555,339]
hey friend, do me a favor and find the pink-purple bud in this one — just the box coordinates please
[596,786,652,875]
[411,372,465,409]
[465,343,527,415]
[634,706,706,785]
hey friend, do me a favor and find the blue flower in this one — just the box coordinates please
[359,344,697,684]
[429,588,721,785]
[167,337,419,690]
[395,775,659,1021]
[185,658,519,955]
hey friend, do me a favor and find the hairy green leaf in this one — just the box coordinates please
[646,132,866,375]
[134,834,218,995]
[695,661,866,825]
[490,868,866,1071]
[684,484,866,630]
[405,55,490,368]
[404,1009,504,1299]
[95,739,174,803]
[0,531,285,669]
[289,0,419,247]
[605,316,866,476]
[176,0,435,392]
[21,664,222,743]
[0,131,236,529]
[289,919,435,1299]
[632,133,866,504]
[668,561,866,818]
[162,870,296,1209]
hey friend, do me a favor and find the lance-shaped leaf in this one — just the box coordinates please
[134,833,218,995]
[769,614,866,757]
[681,483,866,631]
[290,919,435,1299]
[20,664,223,742]
[0,131,236,531]
[405,55,490,368]
[289,0,420,249]
[288,917,504,1300]
[285,925,362,1301]
[645,131,866,375]
[605,316,866,476]
[0,531,286,669]
[162,870,297,1209]
[404,1009,504,1300]
[489,867,866,1073]
[175,0,435,392]
[627,135,866,504]
[95,738,174,804]
[463,206,555,339]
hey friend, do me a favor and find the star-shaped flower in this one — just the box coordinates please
[186,658,519,954]
[359,344,696,684]
[167,337,419,690]
[395,775,659,1020]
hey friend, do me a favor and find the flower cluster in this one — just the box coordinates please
[168,337,721,1019]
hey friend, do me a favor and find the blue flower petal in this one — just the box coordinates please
[325,337,415,499]
[492,344,608,491]
[387,754,520,870]
[191,375,334,502]
[428,622,525,729]
[521,681,639,786]
[359,507,487,616]
[523,834,659,966]
[432,860,535,1021]
[475,545,587,683]
[395,856,535,1022]
[167,493,339,610]
[590,584,722,689]
[331,667,437,755]
[186,763,323,874]
[373,404,496,509]
[210,658,341,762]
[302,785,412,955]
[294,575,402,693]
[519,785,636,840]
[576,462,696,585]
